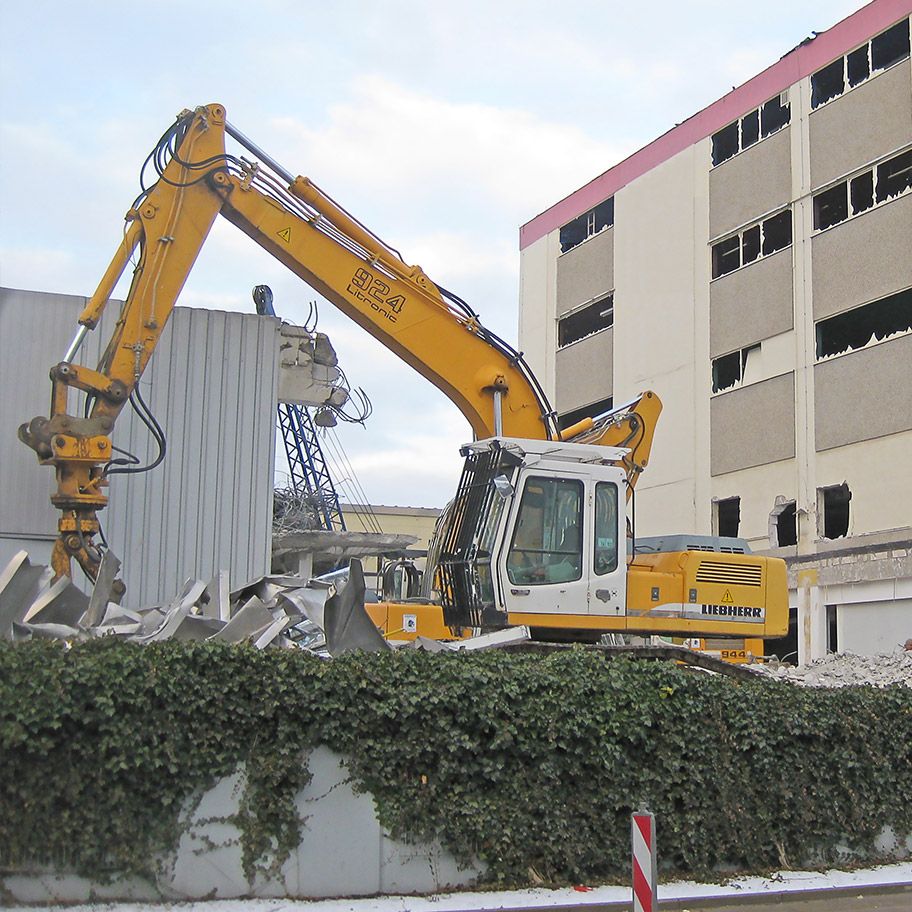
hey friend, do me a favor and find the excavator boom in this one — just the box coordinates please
[17,104,667,630]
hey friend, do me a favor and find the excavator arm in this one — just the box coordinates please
[19,103,658,583]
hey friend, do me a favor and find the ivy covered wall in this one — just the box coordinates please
[1,640,911,889]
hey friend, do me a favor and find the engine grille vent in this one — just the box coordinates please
[696,561,762,587]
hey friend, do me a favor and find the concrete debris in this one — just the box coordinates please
[0,551,51,638]
[0,553,535,659]
[409,626,532,652]
[754,650,912,688]
[321,559,390,655]
[0,549,362,657]
[82,548,122,627]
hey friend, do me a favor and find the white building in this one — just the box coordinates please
[518,0,912,659]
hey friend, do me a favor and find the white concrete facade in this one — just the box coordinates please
[518,2,912,658]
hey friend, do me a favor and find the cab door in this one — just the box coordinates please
[588,478,626,618]
[499,471,590,617]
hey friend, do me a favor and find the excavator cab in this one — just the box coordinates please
[433,437,629,635]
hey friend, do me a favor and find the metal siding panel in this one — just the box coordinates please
[108,307,278,605]
[1,288,278,606]
[0,288,85,540]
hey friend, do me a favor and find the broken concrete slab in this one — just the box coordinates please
[22,576,89,627]
[15,621,83,640]
[209,596,275,644]
[253,615,292,650]
[454,626,531,651]
[272,530,418,562]
[323,560,390,656]
[201,570,231,621]
[0,551,51,638]
[82,549,122,627]
[169,615,226,642]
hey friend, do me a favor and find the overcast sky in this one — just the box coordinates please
[1,0,862,509]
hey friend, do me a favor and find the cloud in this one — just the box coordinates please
[269,75,625,220]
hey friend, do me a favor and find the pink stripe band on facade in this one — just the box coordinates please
[519,0,912,250]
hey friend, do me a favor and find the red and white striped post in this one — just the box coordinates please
[631,810,657,912]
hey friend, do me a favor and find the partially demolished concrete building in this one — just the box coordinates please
[518,0,912,659]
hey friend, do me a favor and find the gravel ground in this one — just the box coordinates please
[753,649,912,688]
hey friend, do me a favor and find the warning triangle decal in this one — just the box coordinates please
[277,227,292,244]
[721,589,734,604]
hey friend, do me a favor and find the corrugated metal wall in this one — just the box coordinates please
[0,287,278,606]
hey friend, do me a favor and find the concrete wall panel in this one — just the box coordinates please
[836,598,912,656]
[614,146,705,536]
[816,430,912,536]
[0,287,277,606]
[709,128,792,238]
[711,372,796,476]
[519,233,560,403]
[2,747,480,901]
[556,227,613,314]
[812,193,912,320]
[710,459,798,550]
[815,333,912,450]
[710,247,794,356]
[555,328,614,414]
[809,62,912,190]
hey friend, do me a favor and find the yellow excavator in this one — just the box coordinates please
[19,103,787,651]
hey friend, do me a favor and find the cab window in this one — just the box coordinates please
[594,482,619,575]
[507,477,583,585]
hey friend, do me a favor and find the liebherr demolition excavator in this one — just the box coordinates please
[19,103,788,651]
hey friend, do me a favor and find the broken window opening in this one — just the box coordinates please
[741,224,761,264]
[826,604,839,654]
[815,287,912,360]
[712,236,741,278]
[715,497,741,538]
[761,94,790,137]
[871,19,911,72]
[761,210,792,256]
[847,45,870,87]
[811,58,845,108]
[814,183,849,230]
[558,396,614,432]
[711,94,791,167]
[711,122,739,167]
[771,500,797,547]
[711,350,741,393]
[711,208,792,278]
[850,171,874,214]
[875,149,912,203]
[814,149,912,232]
[711,344,759,394]
[741,110,760,149]
[819,483,851,540]
[559,197,614,253]
[811,19,911,109]
[558,294,614,348]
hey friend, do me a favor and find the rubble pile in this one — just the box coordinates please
[756,650,912,688]
[0,549,340,654]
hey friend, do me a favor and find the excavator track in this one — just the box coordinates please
[505,641,765,681]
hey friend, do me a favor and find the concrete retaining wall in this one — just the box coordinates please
[1,747,482,902]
